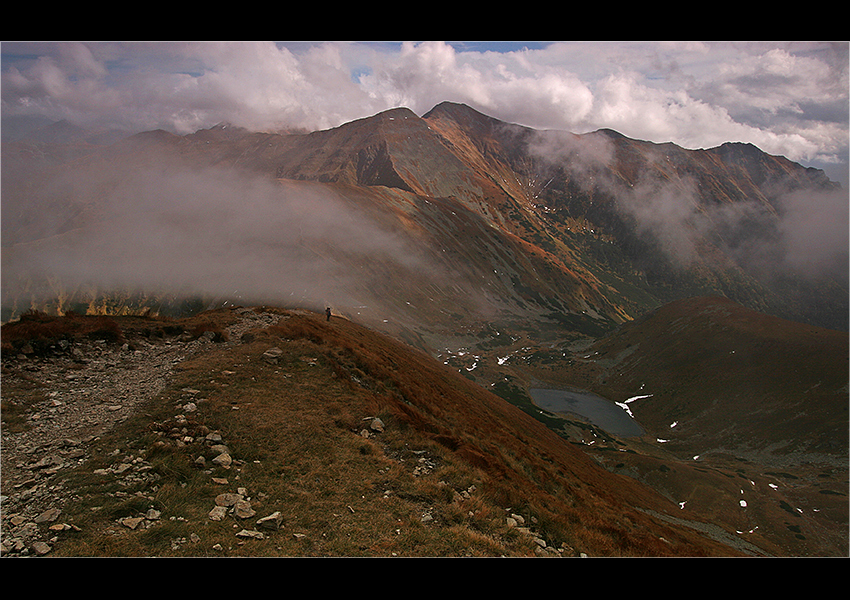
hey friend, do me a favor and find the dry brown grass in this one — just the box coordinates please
[37,307,746,557]
[2,310,124,353]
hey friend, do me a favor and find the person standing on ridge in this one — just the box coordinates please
[325,307,332,321]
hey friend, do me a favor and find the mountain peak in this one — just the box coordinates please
[423,101,477,118]
[347,106,419,128]
[378,106,419,118]
[423,101,516,132]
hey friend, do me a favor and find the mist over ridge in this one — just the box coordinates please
[2,154,476,331]
[2,101,847,336]
[524,125,848,283]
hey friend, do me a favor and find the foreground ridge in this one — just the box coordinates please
[1,306,762,557]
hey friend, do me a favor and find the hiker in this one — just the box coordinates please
[325,307,332,321]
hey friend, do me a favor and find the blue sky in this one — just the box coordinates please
[2,41,848,185]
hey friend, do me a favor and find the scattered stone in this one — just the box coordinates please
[208,506,228,521]
[31,541,52,555]
[120,517,145,530]
[236,529,264,539]
[262,348,283,364]
[28,455,62,471]
[215,493,242,507]
[112,463,133,475]
[212,452,232,468]
[256,512,284,530]
[34,508,61,523]
[233,500,256,520]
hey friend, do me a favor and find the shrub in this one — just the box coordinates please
[2,310,124,353]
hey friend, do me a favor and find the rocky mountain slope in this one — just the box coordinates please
[2,306,778,557]
[2,102,846,337]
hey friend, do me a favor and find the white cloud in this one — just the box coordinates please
[2,41,846,180]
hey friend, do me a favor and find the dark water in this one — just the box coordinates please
[528,388,644,438]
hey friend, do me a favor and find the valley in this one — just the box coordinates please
[437,295,848,556]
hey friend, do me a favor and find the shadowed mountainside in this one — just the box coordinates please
[2,102,846,336]
[482,295,847,556]
[574,295,848,460]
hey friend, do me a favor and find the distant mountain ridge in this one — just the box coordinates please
[1,101,846,335]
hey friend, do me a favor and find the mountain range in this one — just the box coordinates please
[1,101,847,556]
[3,101,847,335]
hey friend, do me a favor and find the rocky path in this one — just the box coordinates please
[0,308,284,555]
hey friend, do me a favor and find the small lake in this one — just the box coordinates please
[528,388,645,438]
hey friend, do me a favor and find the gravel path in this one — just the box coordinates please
[0,309,285,551]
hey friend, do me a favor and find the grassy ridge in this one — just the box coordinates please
[5,307,744,556]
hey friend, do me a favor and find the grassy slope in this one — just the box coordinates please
[507,296,848,556]
[3,307,744,557]
[577,296,848,458]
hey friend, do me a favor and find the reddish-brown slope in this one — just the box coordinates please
[265,308,747,555]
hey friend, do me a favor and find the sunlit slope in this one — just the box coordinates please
[1,306,750,556]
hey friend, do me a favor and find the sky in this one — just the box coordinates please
[2,41,848,186]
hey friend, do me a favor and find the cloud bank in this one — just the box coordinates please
[526,128,849,284]
[2,41,847,185]
[1,160,450,319]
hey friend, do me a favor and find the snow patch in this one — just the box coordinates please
[614,402,634,418]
